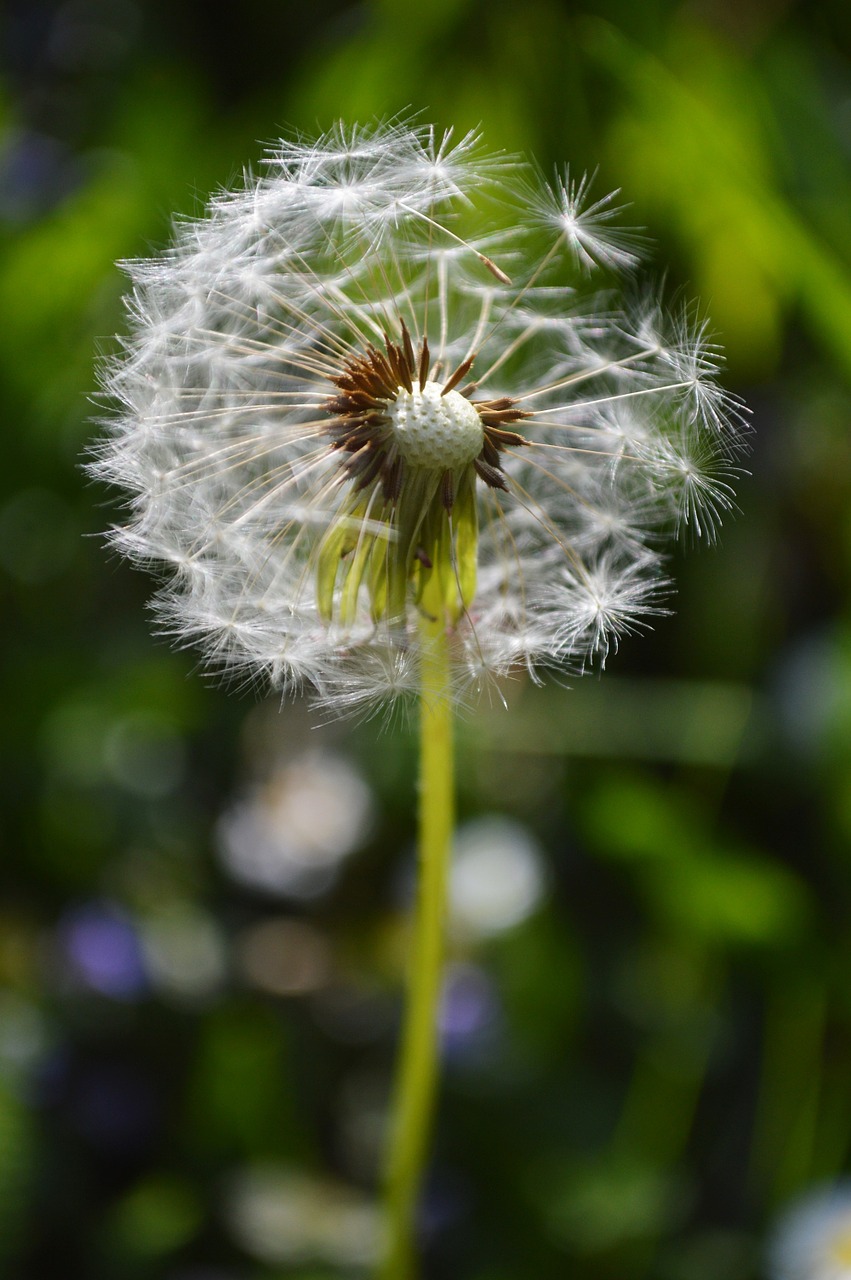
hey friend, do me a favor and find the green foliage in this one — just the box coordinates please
[582,773,810,947]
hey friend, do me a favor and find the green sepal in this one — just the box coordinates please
[315,499,367,622]
[316,522,348,622]
[452,471,479,615]
[313,464,481,628]
[339,526,376,627]
[368,535,390,622]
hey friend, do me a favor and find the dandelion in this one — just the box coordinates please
[92,119,746,1280]
[94,120,743,708]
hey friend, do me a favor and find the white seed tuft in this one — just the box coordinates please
[91,120,747,713]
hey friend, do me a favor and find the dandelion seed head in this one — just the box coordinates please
[91,120,746,714]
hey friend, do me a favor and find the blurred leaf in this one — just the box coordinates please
[492,913,582,1064]
[536,1156,691,1254]
[648,853,807,948]
[0,69,216,433]
[103,1174,203,1259]
[583,774,810,947]
[0,1082,34,1265]
[185,1005,309,1160]
[587,18,851,380]
[657,1230,756,1280]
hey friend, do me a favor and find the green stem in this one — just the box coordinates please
[378,613,454,1280]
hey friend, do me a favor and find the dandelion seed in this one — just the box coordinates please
[531,166,645,273]
[91,121,745,713]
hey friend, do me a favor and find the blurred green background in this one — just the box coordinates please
[2,0,851,1276]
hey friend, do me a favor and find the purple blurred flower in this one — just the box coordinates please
[59,902,148,999]
[439,964,501,1060]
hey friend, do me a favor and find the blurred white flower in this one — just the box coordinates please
[0,991,51,1080]
[235,916,332,996]
[141,901,227,1003]
[450,815,548,938]
[216,749,373,898]
[768,1184,851,1280]
[93,120,745,713]
[225,1164,380,1266]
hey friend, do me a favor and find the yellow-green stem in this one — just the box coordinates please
[378,611,454,1280]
